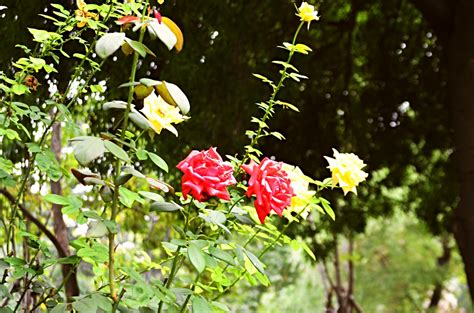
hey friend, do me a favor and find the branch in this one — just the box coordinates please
[322,262,336,312]
[333,235,344,305]
[347,236,354,297]
[0,189,67,258]
[349,296,364,313]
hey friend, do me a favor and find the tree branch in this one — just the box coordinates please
[333,235,344,306]
[50,114,80,298]
[347,236,354,299]
[0,189,67,258]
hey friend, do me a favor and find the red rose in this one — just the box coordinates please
[242,158,294,223]
[177,147,236,201]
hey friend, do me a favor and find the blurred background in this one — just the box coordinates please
[1,0,473,311]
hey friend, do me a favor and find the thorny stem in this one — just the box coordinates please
[157,214,190,313]
[240,21,305,168]
[195,195,249,288]
[179,274,200,312]
[173,195,247,309]
[109,2,149,305]
[31,264,78,311]
[13,249,40,312]
[212,205,308,301]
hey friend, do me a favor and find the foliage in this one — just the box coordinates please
[251,212,470,313]
[0,1,370,311]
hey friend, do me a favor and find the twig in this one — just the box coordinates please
[0,189,67,258]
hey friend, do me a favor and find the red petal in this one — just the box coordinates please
[116,15,140,25]
[153,9,162,24]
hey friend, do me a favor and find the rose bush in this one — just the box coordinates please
[0,1,369,312]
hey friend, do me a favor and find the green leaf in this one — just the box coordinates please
[116,173,133,186]
[301,241,316,261]
[77,242,109,264]
[95,32,126,59]
[192,297,212,313]
[125,38,156,58]
[104,140,130,162]
[232,210,255,226]
[86,221,108,238]
[122,166,145,178]
[243,250,265,275]
[119,187,143,208]
[139,191,164,202]
[83,177,106,186]
[73,297,98,312]
[172,287,193,298]
[271,131,286,140]
[43,194,70,205]
[275,100,300,112]
[36,151,62,181]
[56,256,81,265]
[50,303,67,313]
[281,42,313,54]
[90,84,104,93]
[91,293,113,312]
[72,136,105,166]
[118,81,140,88]
[136,149,148,160]
[272,60,299,72]
[320,198,335,220]
[103,220,118,234]
[209,247,235,266]
[28,28,60,42]
[288,72,308,82]
[252,73,274,85]
[148,152,168,172]
[0,260,9,272]
[129,110,151,130]
[43,63,57,73]
[140,78,162,86]
[188,242,205,273]
[211,301,230,312]
[200,210,226,224]
[150,201,181,212]
[11,84,29,95]
[4,257,26,267]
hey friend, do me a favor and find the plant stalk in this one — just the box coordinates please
[109,2,149,304]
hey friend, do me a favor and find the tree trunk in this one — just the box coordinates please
[51,119,80,299]
[449,0,474,301]
[428,237,451,308]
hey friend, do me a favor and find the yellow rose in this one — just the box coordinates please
[296,2,319,28]
[282,164,316,221]
[141,91,187,136]
[324,149,368,195]
[75,0,98,28]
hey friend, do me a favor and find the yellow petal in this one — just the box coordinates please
[77,20,87,28]
[76,0,86,9]
[155,81,190,114]
[155,81,177,107]
[162,17,184,52]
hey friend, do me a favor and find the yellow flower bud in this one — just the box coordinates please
[296,2,320,29]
